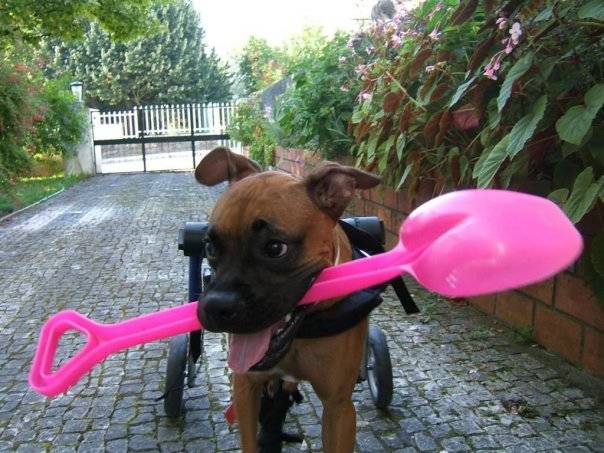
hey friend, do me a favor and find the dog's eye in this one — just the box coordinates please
[263,240,288,258]
[205,241,217,260]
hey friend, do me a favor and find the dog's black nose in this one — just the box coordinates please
[201,290,239,325]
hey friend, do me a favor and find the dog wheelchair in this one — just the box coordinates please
[162,217,418,420]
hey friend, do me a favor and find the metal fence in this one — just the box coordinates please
[90,102,238,173]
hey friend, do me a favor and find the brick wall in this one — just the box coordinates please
[274,147,604,377]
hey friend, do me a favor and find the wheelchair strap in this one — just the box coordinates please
[296,288,383,339]
[338,220,420,315]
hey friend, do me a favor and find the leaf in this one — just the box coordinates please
[534,5,553,21]
[556,84,604,145]
[452,103,481,130]
[409,48,433,78]
[399,103,414,132]
[547,188,569,205]
[448,76,477,108]
[474,133,511,187]
[468,35,495,72]
[351,108,364,124]
[507,95,548,158]
[500,153,529,188]
[578,0,604,21]
[396,134,406,161]
[367,133,380,160]
[396,164,413,191]
[563,167,601,223]
[584,83,604,112]
[497,52,534,113]
[383,92,402,113]
[451,0,479,25]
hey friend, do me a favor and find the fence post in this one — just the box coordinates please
[137,106,147,172]
[190,103,196,169]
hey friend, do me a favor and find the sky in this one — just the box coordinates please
[192,0,375,62]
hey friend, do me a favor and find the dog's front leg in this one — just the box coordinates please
[233,373,262,452]
[321,397,356,453]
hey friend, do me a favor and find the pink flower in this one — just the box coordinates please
[504,38,515,54]
[509,22,522,45]
[357,91,373,103]
[390,34,402,48]
[484,54,502,80]
[384,21,398,34]
[425,65,436,73]
[429,28,441,40]
[355,64,367,75]
[496,17,508,30]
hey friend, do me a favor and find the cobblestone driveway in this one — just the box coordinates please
[0,172,602,452]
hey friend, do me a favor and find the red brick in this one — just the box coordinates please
[397,189,414,214]
[470,295,496,315]
[383,188,398,209]
[534,305,582,363]
[555,273,604,331]
[582,328,604,377]
[413,180,434,208]
[385,231,398,250]
[495,291,534,328]
[391,211,405,236]
[519,278,554,305]
[376,206,391,231]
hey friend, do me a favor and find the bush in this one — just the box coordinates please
[276,32,361,159]
[0,56,41,190]
[28,76,87,157]
[346,0,603,302]
[227,99,277,167]
[1,51,87,192]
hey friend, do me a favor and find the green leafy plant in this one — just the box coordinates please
[345,0,603,303]
[227,99,277,167]
[28,77,88,157]
[0,53,42,190]
[276,32,361,159]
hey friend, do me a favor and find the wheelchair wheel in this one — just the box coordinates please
[366,325,393,410]
[164,334,188,418]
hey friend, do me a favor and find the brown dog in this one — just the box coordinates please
[195,147,381,452]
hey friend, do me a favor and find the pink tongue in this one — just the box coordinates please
[228,320,283,373]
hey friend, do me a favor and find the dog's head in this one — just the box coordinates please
[194,147,379,366]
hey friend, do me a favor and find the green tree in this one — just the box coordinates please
[237,37,288,95]
[0,0,162,47]
[42,0,232,108]
[276,32,359,158]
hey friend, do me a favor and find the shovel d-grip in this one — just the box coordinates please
[30,303,201,397]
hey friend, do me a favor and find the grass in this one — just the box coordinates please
[0,174,87,216]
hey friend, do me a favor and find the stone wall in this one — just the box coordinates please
[274,147,604,377]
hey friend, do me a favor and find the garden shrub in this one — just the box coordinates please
[276,32,361,159]
[227,99,277,167]
[0,55,41,190]
[345,0,603,302]
[1,53,87,192]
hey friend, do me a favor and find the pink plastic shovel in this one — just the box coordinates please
[29,190,583,397]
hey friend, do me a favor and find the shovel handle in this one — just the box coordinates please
[29,303,202,397]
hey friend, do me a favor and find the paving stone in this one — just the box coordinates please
[0,173,602,453]
[412,431,437,451]
[441,436,472,452]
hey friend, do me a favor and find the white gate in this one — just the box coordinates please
[91,102,240,173]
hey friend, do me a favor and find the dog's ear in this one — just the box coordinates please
[305,162,381,219]
[195,147,262,186]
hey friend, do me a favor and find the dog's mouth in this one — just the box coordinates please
[227,307,307,373]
